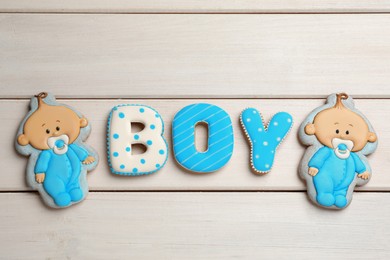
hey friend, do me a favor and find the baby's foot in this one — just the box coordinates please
[317,193,335,207]
[54,192,71,207]
[69,188,83,202]
[335,195,348,208]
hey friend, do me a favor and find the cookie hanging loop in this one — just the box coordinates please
[34,92,48,108]
[335,92,348,109]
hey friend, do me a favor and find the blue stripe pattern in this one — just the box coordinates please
[172,103,234,173]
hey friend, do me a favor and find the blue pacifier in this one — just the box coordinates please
[337,144,348,154]
[55,139,65,149]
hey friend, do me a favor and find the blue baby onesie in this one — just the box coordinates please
[309,147,366,208]
[34,144,88,207]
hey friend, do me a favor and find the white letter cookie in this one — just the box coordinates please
[107,105,168,176]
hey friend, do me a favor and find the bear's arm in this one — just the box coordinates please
[34,150,51,173]
[308,147,331,169]
[351,153,366,174]
[69,144,89,161]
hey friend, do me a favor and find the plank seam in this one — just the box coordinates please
[1,97,390,101]
[0,190,388,193]
[2,12,390,14]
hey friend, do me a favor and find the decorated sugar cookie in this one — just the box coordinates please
[107,105,168,176]
[299,93,378,209]
[240,108,293,174]
[172,103,234,173]
[15,92,98,208]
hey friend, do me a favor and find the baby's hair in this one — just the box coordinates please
[34,92,48,108]
[334,92,348,109]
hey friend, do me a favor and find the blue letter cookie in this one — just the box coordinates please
[172,103,234,173]
[240,108,293,174]
[299,93,378,209]
[15,92,99,208]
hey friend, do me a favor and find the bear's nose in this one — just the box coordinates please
[55,140,65,148]
[338,144,347,150]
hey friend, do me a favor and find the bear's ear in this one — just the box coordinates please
[17,134,29,146]
[80,117,88,128]
[367,132,377,143]
[304,123,316,135]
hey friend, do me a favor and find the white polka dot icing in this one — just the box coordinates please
[107,105,168,176]
[240,108,293,174]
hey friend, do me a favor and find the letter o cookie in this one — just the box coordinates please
[172,103,234,173]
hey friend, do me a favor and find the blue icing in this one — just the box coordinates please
[34,144,90,207]
[55,140,65,148]
[309,147,366,208]
[119,112,125,118]
[134,134,139,140]
[338,144,347,150]
[147,140,153,145]
[140,159,146,164]
[297,93,379,210]
[133,168,138,173]
[113,133,119,139]
[172,103,234,173]
[113,152,119,157]
[15,93,100,208]
[150,124,155,130]
[120,164,125,169]
[159,149,165,155]
[126,147,131,152]
[139,108,144,113]
[240,108,293,173]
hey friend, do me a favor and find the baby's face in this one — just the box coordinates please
[18,104,87,150]
[306,107,376,152]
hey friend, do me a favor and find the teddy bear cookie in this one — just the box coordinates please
[298,93,378,209]
[15,92,99,208]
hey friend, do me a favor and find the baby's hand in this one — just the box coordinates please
[308,167,319,176]
[83,156,95,165]
[35,173,45,183]
[358,171,370,180]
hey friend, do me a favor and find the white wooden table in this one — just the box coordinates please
[1,1,390,259]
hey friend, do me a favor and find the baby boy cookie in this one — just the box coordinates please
[107,104,168,176]
[15,92,99,208]
[299,93,378,209]
[240,108,293,174]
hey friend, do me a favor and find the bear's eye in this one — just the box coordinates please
[346,130,350,135]
[46,129,50,134]
[56,126,60,131]
[336,129,339,134]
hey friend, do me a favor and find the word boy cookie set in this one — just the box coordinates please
[16,92,377,209]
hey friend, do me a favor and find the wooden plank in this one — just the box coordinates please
[2,99,388,191]
[1,192,389,259]
[1,14,390,98]
[1,0,390,13]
